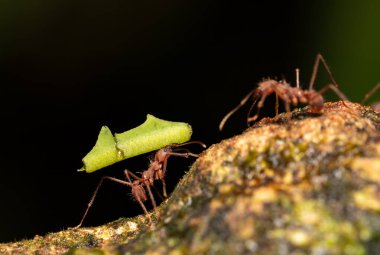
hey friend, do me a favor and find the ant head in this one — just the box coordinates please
[149,160,161,169]
[308,92,324,113]
[155,146,172,162]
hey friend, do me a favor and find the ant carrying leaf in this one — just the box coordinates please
[73,115,206,228]
[78,114,193,173]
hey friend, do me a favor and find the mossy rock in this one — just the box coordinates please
[1,101,380,255]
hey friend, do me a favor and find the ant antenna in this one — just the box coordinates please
[173,141,206,148]
[295,68,300,88]
[171,148,201,158]
[219,89,257,131]
[361,83,380,105]
[309,53,339,90]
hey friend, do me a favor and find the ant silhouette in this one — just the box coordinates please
[219,54,349,130]
[73,141,206,228]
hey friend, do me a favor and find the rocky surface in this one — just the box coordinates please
[2,101,380,255]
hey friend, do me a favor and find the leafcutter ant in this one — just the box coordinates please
[73,141,206,228]
[219,54,349,130]
[139,141,206,198]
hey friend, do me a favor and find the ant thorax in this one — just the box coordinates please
[141,170,154,184]
[149,160,162,172]
[258,79,277,88]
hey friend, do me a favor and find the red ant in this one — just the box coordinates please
[219,54,349,130]
[140,141,206,198]
[73,141,206,228]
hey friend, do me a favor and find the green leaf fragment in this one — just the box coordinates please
[78,114,192,173]
[78,126,122,173]
[115,114,192,159]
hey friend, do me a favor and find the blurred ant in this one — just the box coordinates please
[73,141,206,228]
[219,54,349,130]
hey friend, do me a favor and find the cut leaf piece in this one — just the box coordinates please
[78,115,192,173]
[115,114,192,158]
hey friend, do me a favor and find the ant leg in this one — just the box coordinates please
[275,94,279,116]
[219,89,257,131]
[159,146,205,197]
[161,157,169,198]
[284,101,291,114]
[125,170,157,210]
[124,169,142,181]
[361,83,380,105]
[317,84,349,101]
[246,94,265,125]
[309,53,338,90]
[281,100,292,122]
[135,195,150,217]
[161,180,167,198]
[145,184,157,210]
[72,176,133,229]
[151,184,165,201]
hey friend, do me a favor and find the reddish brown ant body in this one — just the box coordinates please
[219,54,349,130]
[73,141,206,228]
[141,141,206,198]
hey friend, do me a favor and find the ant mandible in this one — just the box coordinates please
[219,54,349,130]
[73,141,206,228]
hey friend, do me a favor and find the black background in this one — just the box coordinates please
[1,1,380,242]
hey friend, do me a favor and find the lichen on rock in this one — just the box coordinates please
[2,101,380,255]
